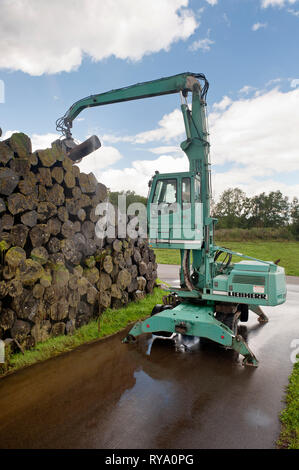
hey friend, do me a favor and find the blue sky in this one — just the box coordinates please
[0,0,298,199]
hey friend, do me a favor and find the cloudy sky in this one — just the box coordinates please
[0,0,299,200]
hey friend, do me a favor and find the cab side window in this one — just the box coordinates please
[194,177,201,202]
[182,177,191,203]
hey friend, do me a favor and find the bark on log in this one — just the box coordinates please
[7,193,28,215]
[0,214,14,231]
[97,272,112,291]
[0,142,13,165]
[30,224,50,247]
[11,319,31,342]
[99,290,111,309]
[0,308,15,330]
[51,166,64,184]
[5,133,32,157]
[37,168,52,187]
[47,217,61,236]
[31,246,49,265]
[116,269,132,290]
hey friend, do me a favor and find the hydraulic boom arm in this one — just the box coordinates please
[56,72,209,139]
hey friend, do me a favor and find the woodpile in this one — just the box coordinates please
[0,133,157,351]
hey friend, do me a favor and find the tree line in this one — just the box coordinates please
[212,188,299,238]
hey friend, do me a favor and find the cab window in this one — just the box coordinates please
[194,177,201,202]
[182,178,191,203]
[153,179,177,204]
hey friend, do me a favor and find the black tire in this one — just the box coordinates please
[150,304,164,316]
[215,312,239,336]
[239,304,249,322]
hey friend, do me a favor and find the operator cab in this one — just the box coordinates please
[147,171,203,249]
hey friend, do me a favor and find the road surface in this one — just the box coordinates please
[0,265,298,449]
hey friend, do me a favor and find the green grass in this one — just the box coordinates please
[0,287,165,377]
[155,241,299,276]
[277,361,299,449]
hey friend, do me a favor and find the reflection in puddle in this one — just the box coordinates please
[145,333,201,356]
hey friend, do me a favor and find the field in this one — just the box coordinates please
[155,241,299,276]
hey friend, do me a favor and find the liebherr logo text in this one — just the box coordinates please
[228,292,267,300]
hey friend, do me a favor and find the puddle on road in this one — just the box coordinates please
[0,306,294,449]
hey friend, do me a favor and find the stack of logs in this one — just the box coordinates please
[0,132,157,351]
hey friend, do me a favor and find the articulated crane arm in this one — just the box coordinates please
[55,72,209,162]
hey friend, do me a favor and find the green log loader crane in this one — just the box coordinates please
[56,72,287,367]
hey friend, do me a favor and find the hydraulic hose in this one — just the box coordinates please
[182,249,195,291]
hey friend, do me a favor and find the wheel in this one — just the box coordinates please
[151,304,164,316]
[215,311,240,336]
[150,304,173,317]
[151,304,174,337]
[125,334,136,344]
[239,304,249,322]
[216,311,240,339]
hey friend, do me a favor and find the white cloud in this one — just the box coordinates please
[266,78,282,87]
[205,0,218,5]
[77,146,123,177]
[238,85,257,95]
[223,13,231,26]
[189,38,215,52]
[287,7,299,15]
[100,154,189,195]
[213,96,232,111]
[148,146,183,155]
[208,87,299,175]
[1,130,20,141]
[290,78,299,87]
[103,109,185,145]
[134,109,185,143]
[0,0,197,75]
[31,133,60,151]
[261,0,298,7]
[252,22,267,31]
[212,169,299,201]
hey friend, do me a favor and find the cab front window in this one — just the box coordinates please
[152,179,177,204]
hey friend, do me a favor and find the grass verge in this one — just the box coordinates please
[155,241,299,276]
[0,287,165,378]
[277,361,299,449]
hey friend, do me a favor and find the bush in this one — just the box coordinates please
[214,227,295,242]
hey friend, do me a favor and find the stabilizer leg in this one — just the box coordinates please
[249,304,269,323]
[232,335,259,367]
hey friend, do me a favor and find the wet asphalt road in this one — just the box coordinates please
[0,265,298,449]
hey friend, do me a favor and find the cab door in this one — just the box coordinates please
[150,177,180,241]
[181,176,192,240]
[181,175,203,242]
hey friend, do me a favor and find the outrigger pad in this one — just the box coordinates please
[232,335,259,367]
[249,304,269,323]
